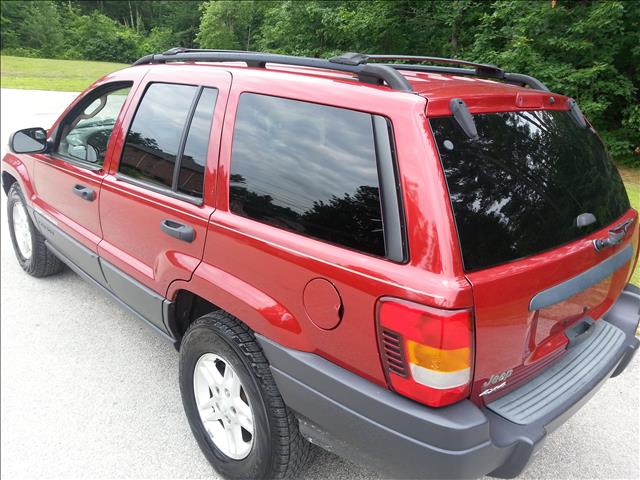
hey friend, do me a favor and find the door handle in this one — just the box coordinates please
[160,219,195,243]
[72,184,95,201]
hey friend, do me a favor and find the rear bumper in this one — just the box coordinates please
[256,284,639,479]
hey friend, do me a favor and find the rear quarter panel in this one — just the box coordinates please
[168,68,474,385]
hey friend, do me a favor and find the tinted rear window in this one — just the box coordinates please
[229,94,385,257]
[431,110,630,271]
[120,83,197,189]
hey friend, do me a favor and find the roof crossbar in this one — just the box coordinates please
[132,48,413,92]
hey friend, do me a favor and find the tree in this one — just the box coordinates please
[1,1,64,57]
[197,0,271,50]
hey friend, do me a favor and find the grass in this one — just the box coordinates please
[0,55,127,92]
[619,167,640,287]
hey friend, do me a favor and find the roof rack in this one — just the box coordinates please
[132,48,549,93]
[132,48,413,92]
[331,53,549,91]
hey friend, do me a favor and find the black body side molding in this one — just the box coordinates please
[33,211,175,343]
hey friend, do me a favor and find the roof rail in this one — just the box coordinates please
[133,49,549,93]
[330,52,549,91]
[132,48,413,92]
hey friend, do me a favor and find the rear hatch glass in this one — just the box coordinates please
[430,110,630,271]
[430,109,636,405]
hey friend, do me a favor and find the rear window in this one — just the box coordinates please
[431,110,630,271]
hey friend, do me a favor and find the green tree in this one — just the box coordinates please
[63,10,143,62]
[1,1,64,57]
[197,0,271,50]
[469,0,638,165]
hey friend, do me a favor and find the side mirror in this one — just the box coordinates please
[9,127,49,154]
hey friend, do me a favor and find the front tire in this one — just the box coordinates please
[6,183,64,277]
[179,311,309,479]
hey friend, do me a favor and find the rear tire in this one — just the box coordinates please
[7,183,64,277]
[179,311,309,479]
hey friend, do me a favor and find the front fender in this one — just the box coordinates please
[2,153,36,201]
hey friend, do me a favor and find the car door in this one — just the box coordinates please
[33,81,135,285]
[98,68,231,330]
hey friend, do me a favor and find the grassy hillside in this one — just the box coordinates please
[0,55,127,92]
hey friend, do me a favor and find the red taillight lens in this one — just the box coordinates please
[377,298,473,407]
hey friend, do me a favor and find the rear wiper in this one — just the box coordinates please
[450,98,478,139]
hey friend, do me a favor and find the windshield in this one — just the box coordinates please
[430,110,630,271]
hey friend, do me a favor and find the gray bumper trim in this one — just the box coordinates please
[486,320,625,425]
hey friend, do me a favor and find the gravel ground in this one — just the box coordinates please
[1,88,639,479]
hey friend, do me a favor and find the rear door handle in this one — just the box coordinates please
[72,184,95,201]
[160,219,195,243]
[565,317,595,349]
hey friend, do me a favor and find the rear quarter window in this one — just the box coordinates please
[229,94,386,257]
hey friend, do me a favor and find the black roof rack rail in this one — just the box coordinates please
[132,48,413,92]
[366,54,503,76]
[330,52,549,91]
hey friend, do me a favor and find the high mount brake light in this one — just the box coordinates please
[377,298,473,407]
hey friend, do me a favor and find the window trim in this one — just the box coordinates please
[171,86,204,191]
[372,115,407,263]
[228,93,407,263]
[115,172,204,206]
[52,81,134,171]
[117,82,217,203]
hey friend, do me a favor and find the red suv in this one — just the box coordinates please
[3,49,639,479]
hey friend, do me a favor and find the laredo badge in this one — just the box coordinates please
[479,369,513,397]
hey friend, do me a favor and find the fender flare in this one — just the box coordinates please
[167,260,309,350]
[2,154,35,201]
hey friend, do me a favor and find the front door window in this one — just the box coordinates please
[56,85,131,166]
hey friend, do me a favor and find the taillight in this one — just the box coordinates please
[377,298,473,407]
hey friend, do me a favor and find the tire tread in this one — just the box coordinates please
[186,311,309,479]
[7,183,64,278]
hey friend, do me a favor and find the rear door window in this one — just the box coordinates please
[119,83,217,198]
[431,110,630,271]
[229,94,386,257]
[178,88,218,197]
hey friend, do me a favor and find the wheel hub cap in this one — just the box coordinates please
[193,353,254,460]
[12,202,32,260]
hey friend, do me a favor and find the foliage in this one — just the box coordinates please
[0,0,638,166]
[61,10,144,62]
[197,0,272,51]
[1,1,64,57]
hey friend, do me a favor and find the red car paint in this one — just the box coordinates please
[3,61,638,409]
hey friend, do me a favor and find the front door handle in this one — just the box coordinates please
[72,184,95,201]
[160,219,195,243]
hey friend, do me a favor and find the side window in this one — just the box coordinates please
[119,83,217,198]
[177,88,217,197]
[229,94,385,257]
[57,84,131,166]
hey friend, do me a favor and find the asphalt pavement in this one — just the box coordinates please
[1,88,638,479]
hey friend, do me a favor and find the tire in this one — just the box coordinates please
[6,183,64,277]
[179,311,309,480]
